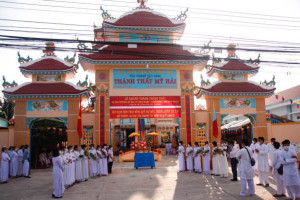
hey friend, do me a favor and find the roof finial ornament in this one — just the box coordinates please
[137,0,147,9]
[43,42,56,56]
[173,8,189,21]
[227,44,236,58]
[100,6,115,20]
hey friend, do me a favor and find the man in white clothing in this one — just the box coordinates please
[229,141,239,181]
[256,137,269,187]
[272,141,286,198]
[267,138,276,168]
[281,140,300,200]
[250,138,258,171]
[203,141,210,174]
[236,139,255,197]
[177,141,185,172]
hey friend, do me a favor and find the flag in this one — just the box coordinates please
[138,119,145,132]
[77,96,83,138]
[297,102,300,109]
[212,103,218,138]
[275,93,279,99]
[282,96,285,102]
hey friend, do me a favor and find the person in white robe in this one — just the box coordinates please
[255,137,269,187]
[281,140,300,200]
[177,141,186,172]
[203,141,210,174]
[74,145,83,182]
[193,142,202,173]
[89,144,97,178]
[8,146,13,177]
[22,145,30,178]
[236,139,255,197]
[96,145,102,177]
[219,142,229,178]
[39,151,49,168]
[267,138,276,168]
[271,141,286,198]
[250,138,258,171]
[186,142,194,172]
[101,144,108,176]
[212,141,221,176]
[1,147,10,183]
[59,147,68,187]
[10,147,19,178]
[17,145,24,177]
[52,148,65,198]
[80,145,89,181]
[64,147,72,187]
[69,147,76,185]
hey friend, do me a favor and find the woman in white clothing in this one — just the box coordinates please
[101,144,108,176]
[22,145,30,178]
[1,147,10,183]
[177,141,186,172]
[193,142,202,173]
[73,145,82,183]
[96,145,102,177]
[17,145,24,177]
[186,142,194,172]
[236,139,255,197]
[212,141,221,176]
[203,141,211,174]
[10,147,19,178]
[219,142,229,177]
[80,145,89,181]
[52,148,65,198]
[89,144,98,178]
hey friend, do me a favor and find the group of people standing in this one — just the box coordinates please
[52,144,114,199]
[177,137,300,199]
[1,145,30,183]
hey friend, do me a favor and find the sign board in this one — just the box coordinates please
[220,98,256,108]
[119,33,169,43]
[110,96,181,118]
[113,69,177,89]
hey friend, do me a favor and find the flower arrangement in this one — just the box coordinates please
[202,150,209,155]
[213,148,220,155]
[96,152,102,159]
[195,149,203,156]
[130,141,147,151]
[89,153,96,160]
[101,149,107,158]
[188,150,193,156]
[119,151,123,155]
[157,150,162,154]
[84,150,89,157]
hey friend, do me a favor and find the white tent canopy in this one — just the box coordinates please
[221,118,251,131]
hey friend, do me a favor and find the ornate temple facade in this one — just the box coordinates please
[1,1,276,152]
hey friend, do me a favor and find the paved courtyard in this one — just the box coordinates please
[0,155,282,200]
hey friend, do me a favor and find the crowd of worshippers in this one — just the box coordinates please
[1,145,31,183]
[52,144,114,198]
[177,137,300,199]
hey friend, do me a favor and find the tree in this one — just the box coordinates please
[0,99,15,121]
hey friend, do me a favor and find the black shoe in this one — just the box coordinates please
[256,183,264,186]
[231,179,238,181]
[24,176,31,178]
[265,184,269,187]
[52,194,55,198]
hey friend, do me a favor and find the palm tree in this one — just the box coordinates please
[0,99,15,121]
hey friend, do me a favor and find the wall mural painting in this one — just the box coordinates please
[37,75,61,82]
[27,100,68,111]
[220,98,256,108]
[83,126,93,147]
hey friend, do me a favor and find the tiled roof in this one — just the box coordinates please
[19,57,73,71]
[80,44,206,61]
[207,60,259,76]
[104,10,185,28]
[266,85,300,105]
[3,82,87,96]
[195,81,275,97]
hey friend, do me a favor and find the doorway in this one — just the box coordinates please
[30,118,67,168]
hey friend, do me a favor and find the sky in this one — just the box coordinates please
[0,0,300,107]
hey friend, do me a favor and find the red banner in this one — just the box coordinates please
[110,96,181,119]
[99,95,105,145]
[185,95,192,144]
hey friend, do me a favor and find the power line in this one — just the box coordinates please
[1,4,300,30]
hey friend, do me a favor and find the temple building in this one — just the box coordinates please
[1,1,283,159]
[79,1,209,149]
